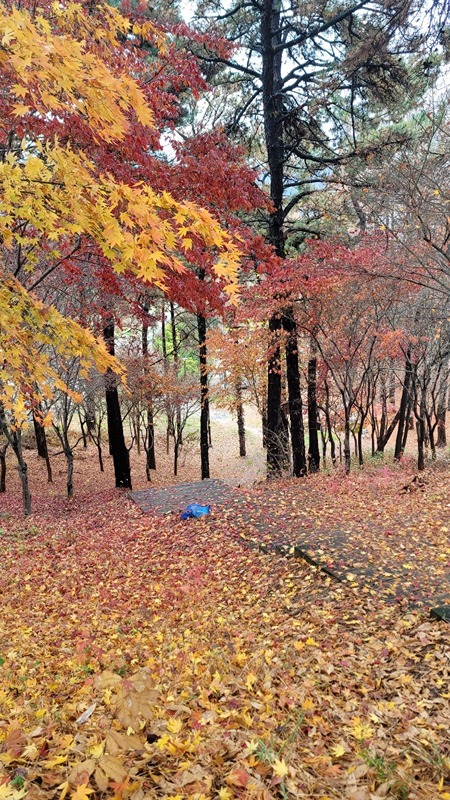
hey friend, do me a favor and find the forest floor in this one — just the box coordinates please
[1,415,450,800]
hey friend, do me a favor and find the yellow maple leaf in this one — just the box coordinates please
[272,758,289,778]
[0,785,26,800]
[57,782,70,800]
[11,103,30,116]
[351,718,374,740]
[331,743,345,758]
[71,785,94,800]
[245,672,257,690]
[166,718,182,734]
[88,743,105,759]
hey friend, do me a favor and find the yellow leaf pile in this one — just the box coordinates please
[1,467,450,799]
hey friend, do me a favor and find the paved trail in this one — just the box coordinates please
[130,478,450,612]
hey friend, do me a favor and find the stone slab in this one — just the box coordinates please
[129,479,243,515]
[430,606,450,623]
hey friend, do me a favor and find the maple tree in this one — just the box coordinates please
[0,0,242,407]
[0,0,248,507]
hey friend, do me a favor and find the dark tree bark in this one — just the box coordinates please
[323,379,336,466]
[307,340,320,473]
[394,348,413,460]
[377,410,400,453]
[236,382,246,457]
[0,405,31,514]
[343,405,351,475]
[319,419,327,463]
[415,377,426,472]
[197,310,210,480]
[436,370,448,447]
[33,414,53,482]
[376,371,401,454]
[78,408,88,448]
[401,399,413,452]
[13,431,31,515]
[266,314,284,474]
[85,393,96,435]
[263,0,285,476]
[33,415,47,458]
[142,301,156,476]
[262,406,268,449]
[261,0,305,476]
[388,368,396,403]
[285,312,306,476]
[103,319,132,489]
[0,441,8,493]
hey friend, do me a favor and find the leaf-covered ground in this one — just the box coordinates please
[1,457,450,800]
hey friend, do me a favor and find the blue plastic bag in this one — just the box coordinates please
[181,503,210,520]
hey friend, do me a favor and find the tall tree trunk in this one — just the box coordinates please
[377,410,400,454]
[394,347,412,460]
[197,310,210,480]
[401,400,413,452]
[377,373,387,449]
[262,405,268,449]
[33,414,48,458]
[14,431,32,515]
[344,405,351,476]
[262,0,303,476]
[319,420,327,463]
[376,370,401,454]
[142,302,156,474]
[0,405,31,514]
[236,382,246,457]
[284,312,306,476]
[78,408,88,448]
[63,437,74,498]
[436,369,448,447]
[174,436,180,477]
[97,440,104,473]
[33,414,53,482]
[0,442,8,493]
[266,315,284,474]
[85,392,96,435]
[103,319,132,489]
[357,421,364,466]
[307,339,320,473]
[388,366,396,403]
[415,380,426,472]
[324,379,336,466]
[425,410,436,460]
